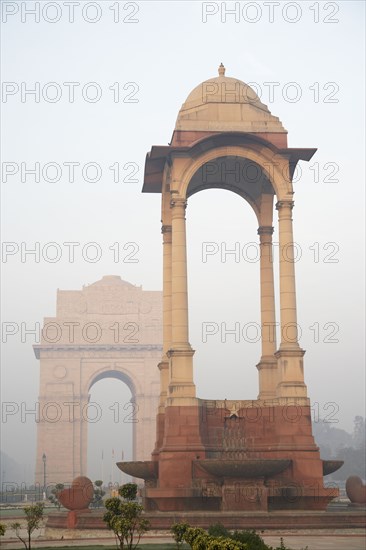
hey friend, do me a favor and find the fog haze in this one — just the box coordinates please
[1,1,365,485]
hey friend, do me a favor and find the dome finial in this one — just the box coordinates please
[218,63,226,77]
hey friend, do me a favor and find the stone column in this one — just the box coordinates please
[153,223,171,454]
[79,393,89,477]
[256,225,277,400]
[158,224,172,413]
[167,195,195,404]
[276,200,299,349]
[275,200,307,401]
[170,196,189,347]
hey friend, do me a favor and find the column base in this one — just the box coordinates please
[275,347,308,401]
[157,359,169,412]
[256,356,278,400]
[167,347,196,404]
[166,395,198,407]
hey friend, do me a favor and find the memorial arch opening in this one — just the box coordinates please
[87,375,134,483]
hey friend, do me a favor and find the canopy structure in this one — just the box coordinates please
[118,66,339,516]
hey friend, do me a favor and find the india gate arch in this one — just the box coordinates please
[34,275,161,485]
[118,64,342,514]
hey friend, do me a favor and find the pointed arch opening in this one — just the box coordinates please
[186,186,262,401]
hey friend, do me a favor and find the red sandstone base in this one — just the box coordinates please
[119,403,342,513]
[57,509,91,529]
[46,509,366,530]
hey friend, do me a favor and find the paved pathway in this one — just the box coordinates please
[262,533,366,549]
[2,531,366,550]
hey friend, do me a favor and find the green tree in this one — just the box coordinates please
[120,483,139,501]
[11,502,44,550]
[0,523,6,536]
[335,446,366,480]
[48,483,64,509]
[103,483,149,550]
[353,416,366,449]
[171,522,190,548]
[313,419,353,456]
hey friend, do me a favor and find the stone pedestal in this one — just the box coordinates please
[119,402,340,512]
[65,509,91,529]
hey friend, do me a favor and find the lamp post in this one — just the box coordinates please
[42,453,46,497]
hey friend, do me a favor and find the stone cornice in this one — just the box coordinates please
[142,134,317,194]
[33,344,163,359]
[275,347,305,358]
[167,347,195,358]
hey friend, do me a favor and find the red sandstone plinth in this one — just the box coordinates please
[118,403,342,512]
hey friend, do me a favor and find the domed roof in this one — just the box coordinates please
[174,64,286,135]
[87,275,136,289]
[182,63,265,110]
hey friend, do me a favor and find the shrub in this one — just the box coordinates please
[231,530,268,549]
[202,535,246,550]
[11,503,44,550]
[208,523,230,538]
[48,483,64,509]
[180,523,300,550]
[183,528,247,550]
[183,527,207,547]
[103,483,149,549]
[171,522,190,548]
[92,480,106,508]
[119,483,138,501]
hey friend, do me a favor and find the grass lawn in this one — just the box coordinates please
[34,547,186,550]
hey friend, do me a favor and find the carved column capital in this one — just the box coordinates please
[170,196,187,209]
[257,225,274,236]
[276,200,294,211]
[161,224,172,234]
[170,196,187,222]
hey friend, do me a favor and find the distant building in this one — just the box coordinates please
[34,275,162,485]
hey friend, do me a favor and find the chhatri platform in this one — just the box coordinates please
[45,506,366,530]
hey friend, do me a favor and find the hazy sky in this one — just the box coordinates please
[1,1,365,484]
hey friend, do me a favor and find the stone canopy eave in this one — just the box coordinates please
[142,132,317,194]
